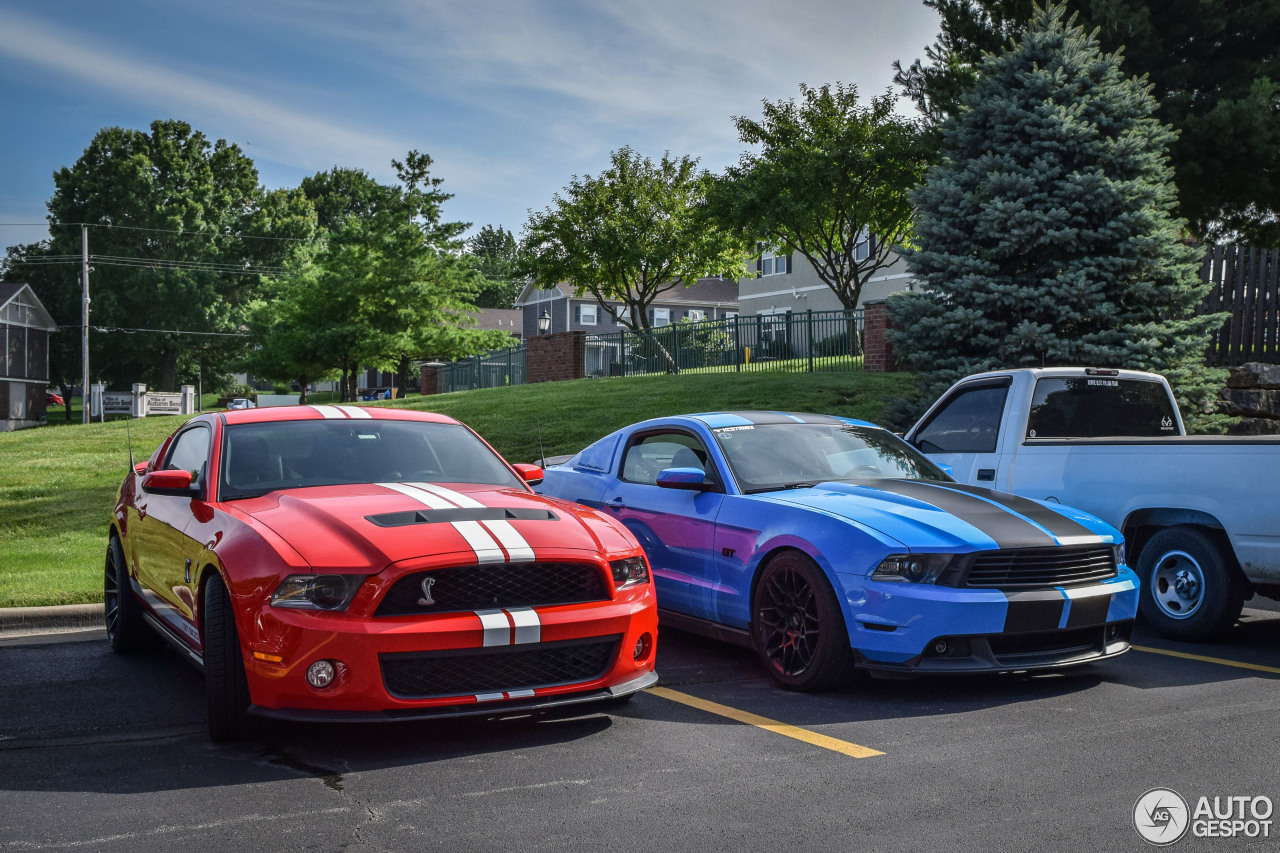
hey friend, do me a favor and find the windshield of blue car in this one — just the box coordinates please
[219,420,523,499]
[710,423,951,494]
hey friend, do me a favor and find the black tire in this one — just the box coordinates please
[202,573,256,742]
[104,535,150,653]
[1137,527,1246,642]
[752,551,854,691]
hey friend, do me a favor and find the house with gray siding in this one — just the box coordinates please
[738,242,916,317]
[515,278,739,338]
[1,283,59,431]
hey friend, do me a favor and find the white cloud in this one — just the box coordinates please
[0,7,412,173]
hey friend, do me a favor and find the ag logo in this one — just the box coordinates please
[1134,788,1190,845]
[417,576,438,606]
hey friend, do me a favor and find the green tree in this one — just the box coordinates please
[521,147,746,332]
[256,155,505,401]
[895,0,1280,243]
[707,83,934,313]
[34,120,315,392]
[467,225,523,308]
[887,5,1228,431]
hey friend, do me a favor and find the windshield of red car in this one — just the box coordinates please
[219,420,524,499]
[710,423,951,494]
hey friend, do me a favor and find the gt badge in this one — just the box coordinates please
[418,576,438,606]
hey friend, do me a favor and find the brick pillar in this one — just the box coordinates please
[419,362,444,395]
[526,331,587,383]
[863,300,897,373]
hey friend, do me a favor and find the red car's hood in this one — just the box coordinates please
[229,482,619,572]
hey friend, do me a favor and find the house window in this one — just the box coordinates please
[760,249,790,276]
[723,311,738,319]
[686,309,705,322]
[650,307,671,327]
[576,303,598,325]
[854,229,872,262]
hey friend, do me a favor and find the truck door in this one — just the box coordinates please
[906,377,1013,487]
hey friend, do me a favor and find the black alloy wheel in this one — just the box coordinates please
[752,550,853,691]
[105,535,149,653]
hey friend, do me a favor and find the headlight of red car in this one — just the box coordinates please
[270,574,367,611]
[609,556,649,588]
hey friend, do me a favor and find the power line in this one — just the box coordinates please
[59,324,251,338]
[4,254,294,276]
[1,221,313,243]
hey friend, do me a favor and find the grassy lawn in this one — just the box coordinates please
[0,370,916,607]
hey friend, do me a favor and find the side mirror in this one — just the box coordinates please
[133,461,149,476]
[512,463,544,486]
[656,467,715,491]
[141,469,201,497]
[937,463,956,479]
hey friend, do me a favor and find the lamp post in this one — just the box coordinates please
[538,309,551,335]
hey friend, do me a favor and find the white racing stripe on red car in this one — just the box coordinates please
[475,688,538,702]
[506,606,541,644]
[451,521,506,563]
[378,482,510,562]
[472,607,542,646]
[310,405,347,419]
[409,483,536,562]
[337,405,372,419]
[475,609,512,647]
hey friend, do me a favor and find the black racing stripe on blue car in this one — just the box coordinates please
[1003,590,1066,633]
[864,479,1060,549]
[729,411,846,426]
[921,480,1103,545]
[1065,593,1113,629]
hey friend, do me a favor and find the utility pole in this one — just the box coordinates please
[81,225,90,425]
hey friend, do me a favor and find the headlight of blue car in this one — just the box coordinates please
[872,554,956,584]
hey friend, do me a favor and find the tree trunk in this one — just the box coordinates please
[346,371,359,402]
[297,377,309,406]
[396,353,411,398]
[60,383,73,421]
[161,347,179,392]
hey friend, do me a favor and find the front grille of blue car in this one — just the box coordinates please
[379,635,621,699]
[961,546,1117,589]
[374,562,611,616]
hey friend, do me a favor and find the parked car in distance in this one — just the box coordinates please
[46,391,64,406]
[226,398,255,410]
[107,404,658,740]
[904,367,1280,641]
[539,411,1137,691]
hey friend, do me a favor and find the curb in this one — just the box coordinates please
[0,604,102,637]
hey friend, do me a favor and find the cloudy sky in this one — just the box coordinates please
[0,0,941,249]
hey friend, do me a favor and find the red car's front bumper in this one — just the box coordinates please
[235,579,658,722]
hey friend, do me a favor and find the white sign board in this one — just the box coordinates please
[148,392,183,415]
[102,392,133,414]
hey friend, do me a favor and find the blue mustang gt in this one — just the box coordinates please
[539,411,1139,690]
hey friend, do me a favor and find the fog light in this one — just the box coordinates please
[934,639,949,655]
[306,659,337,689]
[633,632,653,662]
[1106,624,1119,641]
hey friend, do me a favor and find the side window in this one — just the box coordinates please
[914,384,1009,453]
[621,432,716,486]
[165,426,211,485]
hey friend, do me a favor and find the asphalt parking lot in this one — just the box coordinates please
[2,603,1278,853]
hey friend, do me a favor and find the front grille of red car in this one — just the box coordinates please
[374,562,611,616]
[379,635,621,699]
[961,546,1117,589]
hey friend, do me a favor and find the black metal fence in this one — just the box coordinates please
[584,309,864,377]
[436,344,527,392]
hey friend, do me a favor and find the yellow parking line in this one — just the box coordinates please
[1132,645,1280,675]
[648,686,884,759]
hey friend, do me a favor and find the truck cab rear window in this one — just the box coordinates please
[1028,377,1178,438]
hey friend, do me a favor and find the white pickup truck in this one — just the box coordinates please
[904,367,1280,641]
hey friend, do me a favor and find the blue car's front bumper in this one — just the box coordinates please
[837,569,1140,674]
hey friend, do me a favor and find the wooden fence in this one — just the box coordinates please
[1202,245,1280,366]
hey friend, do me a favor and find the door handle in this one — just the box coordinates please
[604,497,625,511]
[977,468,995,482]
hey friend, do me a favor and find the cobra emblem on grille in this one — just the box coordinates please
[417,576,438,606]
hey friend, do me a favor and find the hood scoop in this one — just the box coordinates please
[367,507,559,528]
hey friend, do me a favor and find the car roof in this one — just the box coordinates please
[638,411,877,430]
[221,404,460,426]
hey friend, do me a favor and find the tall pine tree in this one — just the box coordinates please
[887,3,1228,432]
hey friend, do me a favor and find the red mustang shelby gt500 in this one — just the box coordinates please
[106,405,658,740]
